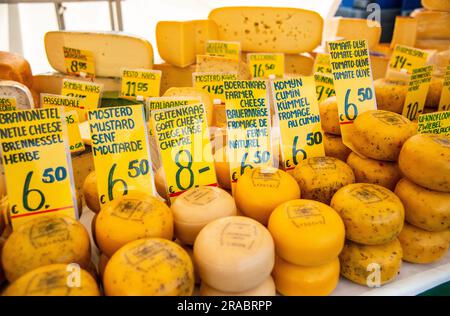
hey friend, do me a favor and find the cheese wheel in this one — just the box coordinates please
[103,238,194,296]
[200,276,276,296]
[0,51,33,88]
[398,134,450,192]
[98,253,109,280]
[331,183,404,245]
[395,178,450,232]
[0,80,34,109]
[95,192,173,257]
[422,0,450,11]
[292,157,355,205]
[268,199,345,266]
[346,152,402,191]
[398,223,448,264]
[410,9,450,39]
[153,63,196,95]
[319,97,340,135]
[213,146,231,190]
[91,214,98,248]
[2,264,100,296]
[194,216,274,292]
[340,239,402,286]
[352,110,416,161]
[272,255,340,296]
[374,79,408,113]
[175,241,200,284]
[82,171,100,214]
[154,167,168,200]
[425,78,443,108]
[444,230,450,244]
[323,133,351,162]
[171,186,237,245]
[235,167,300,225]
[2,215,91,282]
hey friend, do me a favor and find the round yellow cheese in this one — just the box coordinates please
[398,223,449,264]
[103,238,194,296]
[96,192,173,257]
[2,215,91,282]
[395,178,450,232]
[91,213,98,248]
[399,134,450,192]
[319,96,341,135]
[214,146,231,190]
[98,252,109,280]
[200,276,276,296]
[82,171,100,214]
[374,78,408,113]
[235,167,300,225]
[171,186,237,245]
[76,190,83,218]
[352,110,416,161]
[331,183,404,245]
[194,216,274,292]
[2,264,100,296]
[425,78,443,108]
[268,199,345,266]
[292,156,355,204]
[175,241,200,284]
[154,167,168,200]
[346,152,402,190]
[272,255,339,296]
[323,133,351,162]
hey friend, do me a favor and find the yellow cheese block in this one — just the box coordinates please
[44,31,154,77]
[323,133,351,162]
[395,178,450,232]
[398,223,448,264]
[2,215,91,282]
[196,55,251,80]
[171,186,237,245]
[153,63,196,95]
[340,239,402,286]
[209,7,323,53]
[103,238,194,296]
[390,17,418,48]
[95,192,173,257]
[425,78,443,108]
[0,51,33,88]
[352,110,416,161]
[156,20,218,67]
[398,134,450,192]
[431,50,450,78]
[235,167,301,225]
[374,79,408,114]
[422,0,450,11]
[268,199,345,266]
[331,183,404,245]
[194,216,274,292]
[72,149,95,192]
[2,264,100,296]
[370,54,390,80]
[82,171,100,214]
[411,9,450,39]
[319,96,341,135]
[163,87,214,126]
[346,152,402,191]
[272,256,340,296]
[200,276,276,296]
[213,145,231,190]
[415,38,450,51]
[292,157,355,205]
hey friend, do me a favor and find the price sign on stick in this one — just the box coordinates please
[206,40,241,61]
[401,65,433,121]
[61,79,103,119]
[121,68,161,101]
[247,53,284,79]
[63,46,95,78]
[193,72,238,103]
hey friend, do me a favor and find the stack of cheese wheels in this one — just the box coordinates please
[194,216,276,296]
[331,183,405,286]
[395,134,450,264]
[268,199,345,295]
[319,97,352,161]
[346,110,415,191]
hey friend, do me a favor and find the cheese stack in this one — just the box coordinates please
[268,199,345,295]
[395,134,450,264]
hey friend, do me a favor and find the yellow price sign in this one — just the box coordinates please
[439,66,450,112]
[193,72,238,102]
[41,93,86,123]
[0,107,77,229]
[61,78,103,115]
[417,111,450,136]
[328,39,377,154]
[121,68,162,101]
[314,73,335,103]
[313,53,332,74]
[223,80,272,188]
[402,65,433,121]
[63,110,85,153]
[247,53,284,79]
[88,105,156,206]
[389,45,428,75]
[0,96,16,111]
[205,40,241,61]
[63,46,95,78]
[151,103,217,202]
[271,77,325,170]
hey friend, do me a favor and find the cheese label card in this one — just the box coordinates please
[120,68,162,101]
[205,40,241,61]
[314,73,335,103]
[40,93,86,122]
[313,53,332,74]
[88,105,156,205]
[0,107,77,229]
[0,96,16,111]
[151,103,217,202]
[417,111,450,136]
[402,65,433,121]
[61,79,103,112]
[438,66,450,112]
[63,46,95,78]
[328,39,377,154]
[63,110,85,153]
[224,80,272,188]
[247,53,284,79]
[193,73,238,102]
[389,45,428,75]
[271,77,325,170]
